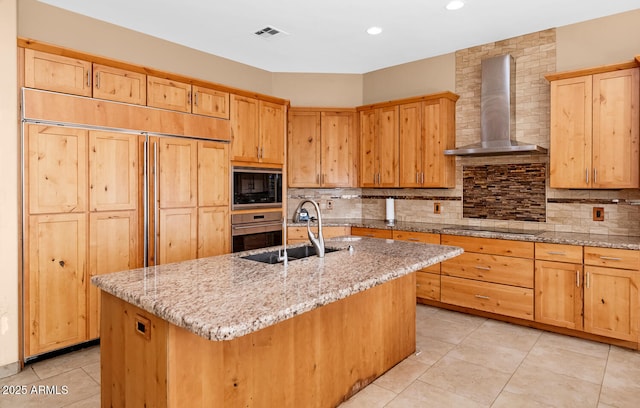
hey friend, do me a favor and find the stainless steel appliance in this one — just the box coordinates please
[232,167,283,210]
[231,211,283,252]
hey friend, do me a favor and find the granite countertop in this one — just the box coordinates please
[289,218,640,251]
[91,237,462,341]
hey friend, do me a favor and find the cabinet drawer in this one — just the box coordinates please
[535,242,583,263]
[288,226,350,241]
[416,271,440,301]
[441,252,533,288]
[441,276,534,320]
[584,247,639,270]
[392,230,439,244]
[441,235,533,258]
[351,227,392,239]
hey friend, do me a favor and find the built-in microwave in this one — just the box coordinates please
[232,167,283,210]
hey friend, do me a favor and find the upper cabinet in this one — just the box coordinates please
[548,65,639,189]
[359,92,458,189]
[288,108,357,187]
[230,94,285,165]
[399,96,457,188]
[359,106,399,187]
[147,76,231,119]
[192,85,230,119]
[93,64,146,105]
[24,49,92,97]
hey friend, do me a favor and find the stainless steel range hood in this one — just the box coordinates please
[444,54,547,156]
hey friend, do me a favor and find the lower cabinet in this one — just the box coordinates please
[392,230,441,301]
[440,235,535,321]
[287,226,351,244]
[350,227,393,239]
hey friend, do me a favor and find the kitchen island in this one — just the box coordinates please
[92,236,462,407]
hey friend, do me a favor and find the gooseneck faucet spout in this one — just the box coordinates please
[293,199,325,257]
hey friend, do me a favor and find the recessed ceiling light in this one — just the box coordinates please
[366,26,383,35]
[445,0,465,11]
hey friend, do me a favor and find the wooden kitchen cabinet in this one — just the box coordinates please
[399,96,457,188]
[441,235,534,320]
[393,230,441,301]
[351,226,393,239]
[24,49,92,96]
[288,109,357,187]
[583,247,639,342]
[92,64,146,105]
[147,76,192,113]
[287,226,351,244]
[192,85,230,119]
[548,66,639,189]
[359,106,399,187]
[231,95,285,165]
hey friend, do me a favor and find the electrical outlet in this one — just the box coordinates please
[326,200,334,210]
[434,202,441,214]
[593,207,604,221]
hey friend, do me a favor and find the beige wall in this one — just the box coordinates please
[557,8,640,72]
[362,53,456,104]
[272,73,363,107]
[0,0,19,372]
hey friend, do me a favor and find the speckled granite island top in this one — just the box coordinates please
[92,237,462,342]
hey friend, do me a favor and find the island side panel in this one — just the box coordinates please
[100,273,416,407]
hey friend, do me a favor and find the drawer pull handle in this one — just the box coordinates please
[547,251,566,255]
[475,266,491,271]
[599,256,622,261]
[408,238,420,242]
[474,294,490,300]
[576,270,580,288]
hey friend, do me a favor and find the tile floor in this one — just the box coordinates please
[1,305,639,407]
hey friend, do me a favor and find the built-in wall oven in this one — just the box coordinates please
[231,212,283,252]
[231,167,284,252]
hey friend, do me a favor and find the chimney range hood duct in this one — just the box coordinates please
[444,54,547,156]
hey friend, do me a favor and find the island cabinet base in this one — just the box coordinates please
[100,273,416,407]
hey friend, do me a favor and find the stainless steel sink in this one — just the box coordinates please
[241,246,341,264]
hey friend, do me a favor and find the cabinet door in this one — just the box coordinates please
[26,213,87,357]
[259,100,285,164]
[198,141,229,207]
[147,76,191,113]
[198,206,230,257]
[422,99,455,188]
[192,86,229,119]
[321,111,354,187]
[534,260,583,330]
[351,227,392,239]
[288,111,321,187]
[89,131,138,211]
[158,208,198,264]
[26,125,87,214]
[377,106,399,187]
[230,95,260,162]
[93,64,146,105]
[583,265,639,342]
[157,137,198,209]
[549,76,593,188]
[88,211,139,339]
[399,102,422,187]
[592,68,640,188]
[24,49,92,96]
[359,109,378,187]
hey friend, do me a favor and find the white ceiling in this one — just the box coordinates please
[39,0,640,74]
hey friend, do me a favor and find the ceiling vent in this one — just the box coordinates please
[254,26,288,40]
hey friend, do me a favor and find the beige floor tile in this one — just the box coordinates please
[31,347,100,380]
[338,383,397,408]
[415,304,440,321]
[409,336,455,366]
[0,365,40,387]
[464,318,541,352]
[416,315,481,345]
[525,341,607,384]
[599,347,640,408]
[504,360,601,407]
[373,358,430,394]
[433,308,488,326]
[535,331,610,359]
[446,336,528,374]
[0,368,99,408]
[418,355,512,405]
[491,390,555,407]
[81,362,100,385]
[63,393,100,408]
[386,380,488,408]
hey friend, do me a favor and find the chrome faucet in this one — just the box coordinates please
[293,199,325,257]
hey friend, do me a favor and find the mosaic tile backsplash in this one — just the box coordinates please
[463,163,546,222]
